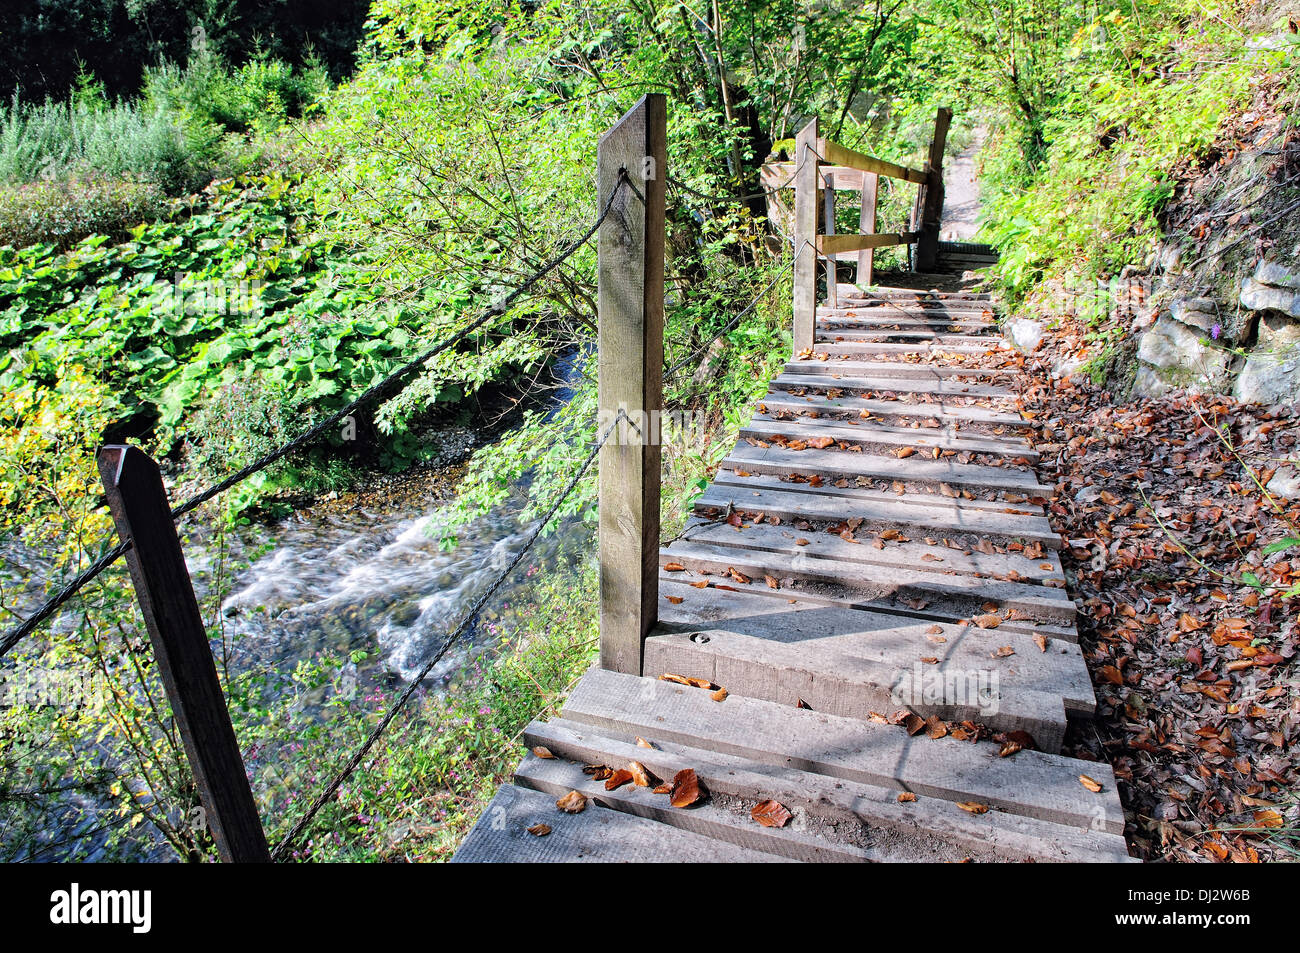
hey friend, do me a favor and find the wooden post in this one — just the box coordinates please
[97,445,270,863]
[597,94,666,676]
[791,117,818,354]
[857,171,878,287]
[821,166,838,310]
[914,107,953,272]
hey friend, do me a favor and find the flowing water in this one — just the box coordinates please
[2,354,593,861]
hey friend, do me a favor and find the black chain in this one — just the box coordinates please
[0,175,633,662]
[269,409,630,861]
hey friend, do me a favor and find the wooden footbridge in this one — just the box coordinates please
[454,97,1131,863]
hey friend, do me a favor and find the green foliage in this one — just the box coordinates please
[0,175,167,250]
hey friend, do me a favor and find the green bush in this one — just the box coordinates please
[0,175,166,249]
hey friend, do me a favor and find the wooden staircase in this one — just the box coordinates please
[454,284,1132,863]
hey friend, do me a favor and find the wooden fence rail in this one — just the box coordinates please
[765,107,953,354]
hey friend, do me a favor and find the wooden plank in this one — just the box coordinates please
[785,358,1014,382]
[704,472,1058,540]
[761,161,865,191]
[450,782,783,863]
[770,372,1016,401]
[98,446,270,863]
[815,339,1006,358]
[562,669,1125,833]
[514,753,869,862]
[740,420,1035,463]
[526,719,1133,862]
[677,516,1067,587]
[792,119,818,355]
[857,172,878,286]
[660,534,1072,617]
[643,627,1070,750]
[597,94,666,676]
[660,568,1080,643]
[816,137,928,184]
[815,329,1001,346]
[646,600,1090,720]
[718,444,1048,496]
[756,391,1033,430]
[816,232,918,255]
[821,165,838,310]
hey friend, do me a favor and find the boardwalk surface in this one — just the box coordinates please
[455,283,1131,863]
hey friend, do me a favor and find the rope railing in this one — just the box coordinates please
[0,172,635,663]
[270,408,634,860]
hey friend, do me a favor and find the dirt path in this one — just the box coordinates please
[940,127,984,241]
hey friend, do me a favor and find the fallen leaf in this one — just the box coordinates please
[532,746,555,759]
[636,737,654,749]
[527,823,551,837]
[973,613,1003,629]
[711,687,729,702]
[556,790,588,813]
[628,761,653,786]
[1079,775,1103,793]
[605,769,634,790]
[664,562,687,572]
[897,792,917,803]
[957,801,989,814]
[751,799,793,828]
[670,768,704,808]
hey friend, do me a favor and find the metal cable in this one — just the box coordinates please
[269,409,629,861]
[664,244,803,379]
[0,174,633,661]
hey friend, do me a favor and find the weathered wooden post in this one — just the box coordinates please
[914,106,953,272]
[597,94,666,676]
[791,117,819,354]
[821,166,838,309]
[857,171,879,287]
[97,445,271,863]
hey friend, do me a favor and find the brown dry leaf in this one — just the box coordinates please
[532,746,555,759]
[999,741,1022,758]
[1033,634,1048,653]
[903,713,927,736]
[664,562,687,572]
[751,799,794,828]
[1079,775,1103,793]
[653,783,671,795]
[659,673,693,686]
[1252,809,1284,829]
[711,687,729,702]
[897,792,917,803]
[605,769,634,791]
[925,715,948,739]
[764,574,780,590]
[957,801,989,815]
[627,761,653,787]
[636,737,655,749]
[582,764,613,781]
[897,447,916,458]
[666,595,684,605]
[926,624,944,635]
[726,567,752,584]
[690,580,709,588]
[527,823,552,837]
[992,645,1015,658]
[670,769,704,808]
[556,790,588,813]
[920,656,940,664]
[795,538,810,546]
[973,613,1003,629]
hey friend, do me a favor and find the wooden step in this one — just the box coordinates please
[660,535,1073,621]
[741,415,1037,462]
[660,571,1080,644]
[719,443,1048,497]
[811,339,1006,358]
[525,718,1132,862]
[842,285,993,302]
[815,329,1003,346]
[562,669,1125,834]
[679,516,1066,583]
[513,751,868,862]
[771,372,1017,402]
[451,781,786,862]
[655,580,1086,696]
[817,312,995,330]
[786,358,1015,383]
[757,391,1034,431]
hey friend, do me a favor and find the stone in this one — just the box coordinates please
[1168,297,1219,334]
[1132,315,1231,397]
[1254,261,1300,290]
[1266,468,1300,501]
[1234,339,1300,407]
[1006,317,1045,353]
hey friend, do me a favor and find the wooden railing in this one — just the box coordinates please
[762,108,953,354]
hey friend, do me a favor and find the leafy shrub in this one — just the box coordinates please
[0,175,165,249]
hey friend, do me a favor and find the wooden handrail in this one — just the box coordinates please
[815,138,927,185]
[815,232,920,255]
